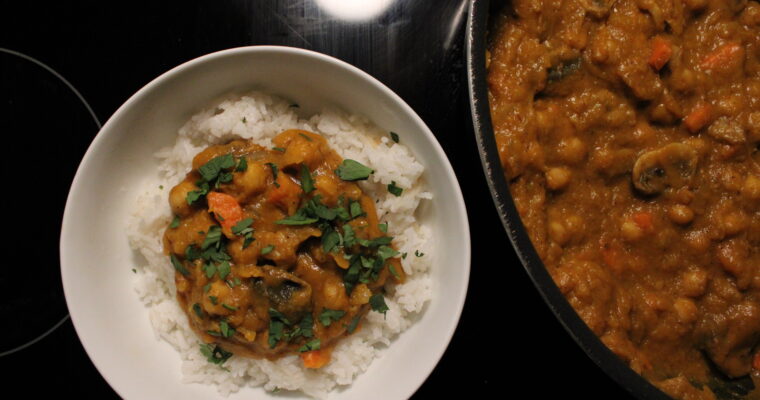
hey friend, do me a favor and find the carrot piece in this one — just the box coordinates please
[301,349,331,369]
[648,36,672,71]
[683,103,713,133]
[632,211,654,231]
[206,191,244,235]
[267,173,302,213]
[700,43,743,71]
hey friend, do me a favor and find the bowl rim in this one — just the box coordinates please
[465,1,670,399]
[60,44,471,399]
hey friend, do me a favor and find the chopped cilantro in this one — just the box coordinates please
[203,263,217,279]
[203,283,211,293]
[369,294,389,316]
[236,156,248,172]
[199,343,232,365]
[299,338,321,352]
[387,181,403,197]
[170,215,180,229]
[170,254,189,276]
[349,200,365,219]
[232,218,253,235]
[298,132,313,141]
[261,245,275,255]
[389,264,400,279]
[220,320,235,338]
[266,163,279,187]
[217,261,231,280]
[242,117,247,123]
[415,250,425,257]
[319,309,346,327]
[209,296,218,305]
[272,147,286,152]
[199,154,235,182]
[201,225,223,250]
[192,303,204,319]
[346,315,361,334]
[390,131,400,143]
[300,164,315,193]
[378,223,388,233]
[321,226,342,253]
[335,159,373,181]
[222,303,238,311]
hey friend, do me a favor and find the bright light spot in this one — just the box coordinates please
[315,0,394,21]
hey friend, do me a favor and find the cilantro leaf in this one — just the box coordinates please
[387,181,403,197]
[217,261,231,280]
[346,315,361,334]
[300,164,315,193]
[170,254,189,275]
[390,132,400,143]
[200,343,233,365]
[170,215,180,229]
[299,338,320,353]
[261,245,275,255]
[335,159,373,181]
[199,154,235,182]
[319,309,346,327]
[369,294,389,316]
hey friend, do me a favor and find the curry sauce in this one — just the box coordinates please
[163,130,404,368]
[488,0,760,398]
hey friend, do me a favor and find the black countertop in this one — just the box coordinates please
[0,1,632,398]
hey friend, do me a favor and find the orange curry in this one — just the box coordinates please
[163,130,404,368]
[488,0,760,398]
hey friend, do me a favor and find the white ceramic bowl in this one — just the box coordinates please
[60,46,470,399]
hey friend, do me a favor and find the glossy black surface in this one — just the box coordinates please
[1,1,632,398]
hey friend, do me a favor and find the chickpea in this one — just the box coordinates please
[721,211,747,236]
[681,268,709,297]
[668,204,694,225]
[169,180,199,217]
[558,137,587,165]
[232,162,268,200]
[546,167,572,190]
[549,220,570,246]
[684,230,710,253]
[742,175,760,201]
[621,220,643,242]
[673,298,698,324]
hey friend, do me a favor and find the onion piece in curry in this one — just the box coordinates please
[163,129,405,368]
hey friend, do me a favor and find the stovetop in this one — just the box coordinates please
[0,2,632,398]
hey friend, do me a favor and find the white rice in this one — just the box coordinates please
[126,91,433,398]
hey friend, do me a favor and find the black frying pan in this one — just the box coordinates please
[465,1,673,399]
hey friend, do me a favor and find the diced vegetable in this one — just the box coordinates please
[648,36,672,71]
[700,43,743,71]
[683,103,713,133]
[632,211,654,231]
[300,349,330,369]
[207,192,244,235]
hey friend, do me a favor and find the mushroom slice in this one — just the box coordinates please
[254,266,312,322]
[632,143,698,195]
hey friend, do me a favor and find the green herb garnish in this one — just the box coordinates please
[266,162,279,187]
[170,254,189,276]
[299,338,320,352]
[369,294,389,316]
[272,147,286,152]
[300,164,315,193]
[192,303,204,318]
[387,181,403,197]
[217,261,231,280]
[379,223,388,233]
[170,215,181,229]
[390,132,400,143]
[319,309,346,327]
[261,245,275,255]
[335,159,373,181]
[415,250,424,257]
[346,315,361,334]
[200,343,232,365]
[220,320,235,338]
